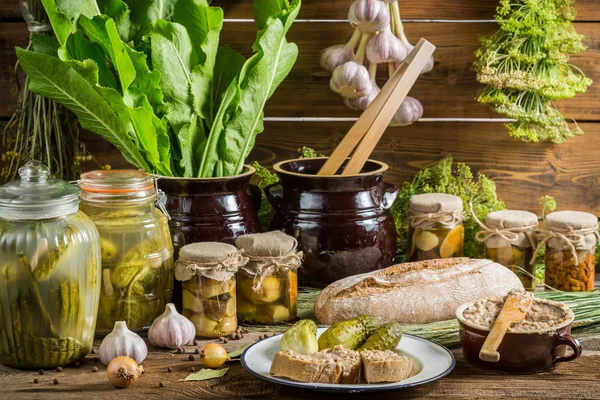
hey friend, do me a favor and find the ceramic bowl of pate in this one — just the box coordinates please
[456,296,581,373]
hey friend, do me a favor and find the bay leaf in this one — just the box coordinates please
[184,367,229,381]
[227,343,252,359]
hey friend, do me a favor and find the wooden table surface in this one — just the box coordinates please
[2,331,600,400]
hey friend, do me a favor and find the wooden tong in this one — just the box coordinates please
[318,39,436,176]
[479,293,534,363]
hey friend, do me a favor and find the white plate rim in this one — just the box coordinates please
[240,332,456,393]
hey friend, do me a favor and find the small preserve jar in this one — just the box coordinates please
[541,211,598,292]
[79,170,174,335]
[235,231,302,324]
[478,210,538,290]
[175,242,246,338]
[0,161,101,369]
[407,194,464,261]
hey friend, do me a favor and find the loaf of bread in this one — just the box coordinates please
[360,350,415,383]
[315,258,524,325]
[270,345,361,384]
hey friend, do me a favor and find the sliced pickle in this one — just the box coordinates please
[439,225,464,258]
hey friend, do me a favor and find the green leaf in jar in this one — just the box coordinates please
[111,260,146,288]
[119,281,154,330]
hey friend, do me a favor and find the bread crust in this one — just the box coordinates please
[315,258,524,325]
[360,350,415,383]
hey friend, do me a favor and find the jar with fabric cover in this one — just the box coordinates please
[175,242,246,337]
[0,161,101,368]
[235,231,302,324]
[476,210,538,290]
[79,170,174,335]
[407,193,465,262]
[538,211,598,292]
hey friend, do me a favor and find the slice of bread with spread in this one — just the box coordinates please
[269,345,361,384]
[360,350,415,383]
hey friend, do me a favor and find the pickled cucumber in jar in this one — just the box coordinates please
[174,242,246,338]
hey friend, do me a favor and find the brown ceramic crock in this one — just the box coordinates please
[266,157,398,287]
[157,165,261,308]
[455,300,582,374]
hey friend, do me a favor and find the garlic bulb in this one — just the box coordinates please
[344,62,380,110]
[366,29,407,64]
[148,303,196,349]
[349,0,390,33]
[99,321,147,366]
[320,29,362,73]
[330,61,373,99]
[389,96,423,127]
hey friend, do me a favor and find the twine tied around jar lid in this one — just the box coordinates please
[470,204,538,248]
[532,211,600,265]
[407,193,464,229]
[175,242,248,282]
[235,231,303,292]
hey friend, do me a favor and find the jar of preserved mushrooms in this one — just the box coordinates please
[175,242,246,337]
[539,211,598,292]
[79,170,174,335]
[0,161,101,369]
[235,231,302,324]
[407,194,464,262]
[476,210,538,290]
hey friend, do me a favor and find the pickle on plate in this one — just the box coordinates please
[280,320,319,355]
[357,323,403,351]
[318,315,381,351]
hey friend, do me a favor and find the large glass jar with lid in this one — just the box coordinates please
[479,210,538,291]
[407,193,465,262]
[0,161,101,369]
[79,170,174,335]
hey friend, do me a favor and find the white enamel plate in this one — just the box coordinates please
[241,328,456,393]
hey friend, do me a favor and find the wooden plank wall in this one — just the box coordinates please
[1,0,599,214]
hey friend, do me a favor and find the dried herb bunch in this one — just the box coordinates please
[1,0,104,181]
[475,0,592,143]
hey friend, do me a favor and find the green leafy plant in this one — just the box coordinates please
[16,0,300,178]
[475,0,592,143]
[392,157,506,261]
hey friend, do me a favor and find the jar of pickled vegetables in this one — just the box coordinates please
[407,194,464,262]
[79,170,174,335]
[477,210,538,290]
[0,161,101,369]
[235,231,302,324]
[175,242,246,337]
[539,211,598,292]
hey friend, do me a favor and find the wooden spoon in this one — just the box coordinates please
[479,293,534,362]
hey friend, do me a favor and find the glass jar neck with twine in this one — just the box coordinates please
[533,211,599,265]
[174,242,247,283]
[470,204,538,249]
[407,193,464,229]
[235,231,303,292]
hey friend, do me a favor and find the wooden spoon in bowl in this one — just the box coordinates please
[479,292,534,363]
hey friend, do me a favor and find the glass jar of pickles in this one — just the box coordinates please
[407,194,464,262]
[79,170,174,335]
[476,210,538,290]
[0,161,101,368]
[175,242,246,337]
[539,211,598,292]
[235,231,302,324]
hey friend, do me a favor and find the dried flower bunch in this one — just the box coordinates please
[475,0,592,143]
[320,0,434,127]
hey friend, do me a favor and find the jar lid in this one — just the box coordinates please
[80,170,155,203]
[0,161,80,220]
[179,242,238,262]
[235,231,298,257]
[485,210,538,229]
[409,193,463,213]
[545,211,598,231]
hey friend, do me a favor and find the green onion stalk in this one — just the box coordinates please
[1,0,107,181]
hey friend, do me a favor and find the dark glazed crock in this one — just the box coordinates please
[157,165,261,308]
[266,157,398,287]
[456,301,582,374]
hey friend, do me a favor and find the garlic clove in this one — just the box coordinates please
[320,45,354,74]
[330,61,373,99]
[148,303,196,349]
[389,96,423,127]
[99,321,148,366]
[349,0,390,33]
[366,30,408,64]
